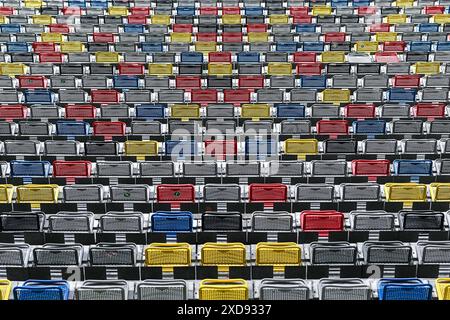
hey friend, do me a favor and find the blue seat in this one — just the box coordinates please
[141,42,163,52]
[90,0,107,7]
[352,120,386,135]
[331,0,349,6]
[177,7,196,16]
[437,41,450,51]
[135,104,167,118]
[0,24,21,33]
[378,278,432,300]
[276,42,298,53]
[151,211,193,232]
[352,0,371,6]
[296,24,317,33]
[13,280,70,300]
[245,138,277,156]
[180,52,204,63]
[56,121,90,136]
[68,0,86,7]
[10,160,51,177]
[113,76,139,89]
[165,140,198,156]
[245,7,263,15]
[6,42,29,53]
[123,24,145,33]
[237,52,260,63]
[276,104,306,118]
[302,42,325,52]
[418,23,439,33]
[409,41,432,52]
[388,88,417,102]
[393,159,433,176]
[300,75,327,88]
[24,90,53,104]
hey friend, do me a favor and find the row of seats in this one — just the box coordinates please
[1,278,449,300]
[1,210,448,232]
[1,240,450,266]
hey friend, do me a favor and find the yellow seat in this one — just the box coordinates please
[0,63,26,76]
[248,32,269,43]
[355,41,379,53]
[321,51,346,63]
[32,15,53,25]
[148,63,173,76]
[201,243,246,266]
[386,14,407,24]
[430,183,450,202]
[16,184,59,204]
[312,6,332,15]
[0,184,14,203]
[267,62,292,76]
[384,183,427,202]
[256,242,301,266]
[415,62,441,75]
[24,0,42,7]
[396,0,414,6]
[95,52,120,63]
[195,42,217,53]
[208,63,233,76]
[60,41,84,53]
[284,138,318,155]
[222,14,241,24]
[241,104,271,118]
[0,16,5,24]
[322,89,351,103]
[124,141,158,156]
[171,104,200,118]
[41,32,63,43]
[171,32,192,43]
[433,14,450,24]
[144,243,191,267]
[199,279,248,300]
[108,6,128,16]
[269,14,289,24]
[436,278,450,300]
[0,280,11,300]
[375,32,398,42]
[151,15,171,25]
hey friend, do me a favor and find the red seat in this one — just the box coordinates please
[293,52,317,63]
[49,24,69,33]
[62,7,81,15]
[292,15,312,23]
[300,210,344,235]
[344,104,376,118]
[316,120,348,135]
[92,121,126,136]
[382,41,406,52]
[249,183,288,203]
[130,7,150,15]
[357,6,377,15]
[290,7,309,15]
[374,52,399,63]
[38,52,63,63]
[18,76,46,88]
[32,42,56,53]
[222,32,243,43]
[247,24,267,33]
[65,105,96,119]
[191,89,218,104]
[91,90,120,104]
[238,75,264,88]
[127,15,147,24]
[324,32,346,42]
[156,184,195,203]
[296,62,322,75]
[200,7,218,15]
[204,140,237,156]
[209,52,232,63]
[425,6,444,14]
[369,23,391,32]
[0,105,27,119]
[413,103,446,117]
[351,159,391,176]
[53,160,92,177]
[222,6,240,14]
[223,89,252,104]
[118,63,145,75]
[196,33,218,42]
[0,7,13,15]
[93,33,114,43]
[176,76,202,89]
[172,24,193,33]
[393,75,421,88]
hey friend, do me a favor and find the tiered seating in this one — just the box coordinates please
[2,0,450,301]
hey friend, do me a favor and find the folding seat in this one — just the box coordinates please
[435,279,450,300]
[0,104,27,119]
[90,243,137,266]
[316,120,348,135]
[340,183,380,201]
[284,138,318,156]
[44,140,79,156]
[62,184,103,204]
[413,102,446,117]
[84,141,119,156]
[60,65,84,77]
[182,162,217,177]
[352,120,386,135]
[331,75,357,89]
[226,162,260,177]
[430,120,450,134]
[363,241,413,264]
[47,211,94,233]
[275,104,305,118]
[110,185,151,203]
[256,242,301,267]
[248,183,287,203]
[380,104,411,118]
[430,182,450,201]
[144,242,191,267]
[55,121,89,136]
[308,159,346,177]
[0,184,13,203]
[295,183,334,202]
[156,184,195,203]
[402,139,437,154]
[97,211,144,233]
[0,90,20,104]
[203,183,241,202]
[259,279,309,300]
[0,211,45,232]
[14,280,70,300]
[136,280,187,300]
[124,140,158,157]
[10,160,50,177]
[33,244,83,266]
[309,242,357,265]
[200,211,242,231]
[399,211,445,231]
[378,279,432,300]
[393,159,433,176]
[92,121,126,136]
[201,242,246,267]
[199,279,248,300]
[318,279,371,300]
[49,76,76,89]
[0,243,30,267]
[113,76,139,89]
[310,104,340,118]
[350,211,396,231]
[140,161,174,177]
[268,161,303,177]
[75,280,128,300]
[4,140,41,156]
[417,241,450,264]
[300,210,344,234]
[91,90,120,104]
[324,140,357,154]
[345,104,375,118]
[124,53,147,63]
[391,120,423,134]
